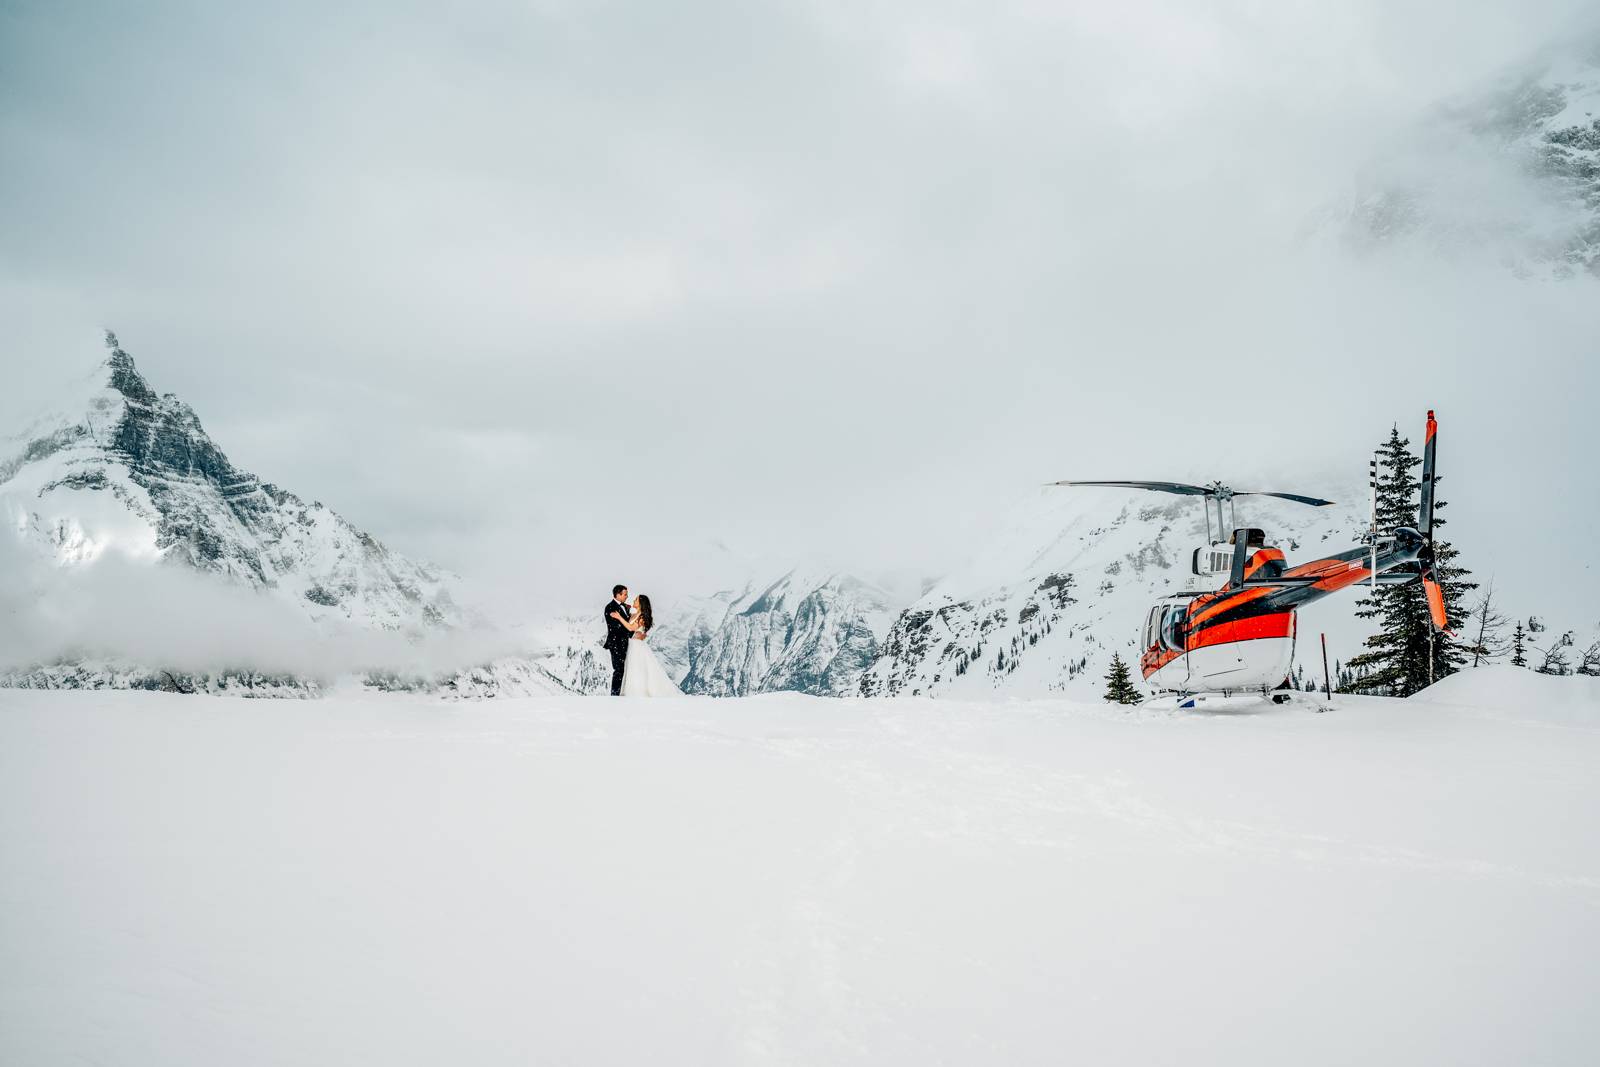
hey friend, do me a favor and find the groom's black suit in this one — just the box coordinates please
[604,598,632,696]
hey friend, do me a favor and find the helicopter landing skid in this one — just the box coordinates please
[1148,689,1330,713]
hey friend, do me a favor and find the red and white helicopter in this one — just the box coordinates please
[1054,411,1450,705]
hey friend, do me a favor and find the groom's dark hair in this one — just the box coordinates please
[613,584,627,597]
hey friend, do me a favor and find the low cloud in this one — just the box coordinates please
[0,536,527,680]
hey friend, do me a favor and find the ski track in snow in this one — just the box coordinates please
[2,683,1598,1065]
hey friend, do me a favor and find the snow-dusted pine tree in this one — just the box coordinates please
[1345,426,1476,696]
[1103,653,1140,705]
[1511,622,1528,667]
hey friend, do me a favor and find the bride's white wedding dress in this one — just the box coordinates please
[620,632,681,697]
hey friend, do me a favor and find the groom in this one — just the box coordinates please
[603,584,631,696]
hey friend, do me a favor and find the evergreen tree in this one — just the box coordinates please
[1103,652,1140,705]
[1510,622,1528,667]
[1344,426,1476,696]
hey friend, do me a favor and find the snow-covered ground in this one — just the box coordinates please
[3,670,1597,1065]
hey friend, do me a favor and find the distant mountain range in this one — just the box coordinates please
[0,336,900,698]
[0,334,1561,700]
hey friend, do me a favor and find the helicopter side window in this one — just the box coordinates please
[1160,604,1187,653]
[1144,606,1164,651]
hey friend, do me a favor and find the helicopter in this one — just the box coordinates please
[1053,410,1450,705]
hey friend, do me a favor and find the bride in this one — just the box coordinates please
[617,594,681,697]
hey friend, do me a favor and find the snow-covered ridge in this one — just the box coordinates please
[1318,33,1600,277]
[677,568,896,696]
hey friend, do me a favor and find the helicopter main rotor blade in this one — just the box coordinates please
[1049,480,1215,496]
[1233,491,1337,507]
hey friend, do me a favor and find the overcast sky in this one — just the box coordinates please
[3,0,1597,622]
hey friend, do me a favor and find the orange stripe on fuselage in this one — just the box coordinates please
[1280,555,1372,593]
[1189,612,1293,649]
[1187,586,1273,628]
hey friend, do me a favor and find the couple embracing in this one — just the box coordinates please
[603,584,680,697]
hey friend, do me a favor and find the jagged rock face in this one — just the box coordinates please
[859,488,1367,699]
[679,570,895,696]
[1319,35,1600,277]
[1,337,460,633]
[648,588,745,684]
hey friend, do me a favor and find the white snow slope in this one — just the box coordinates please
[3,672,1596,1065]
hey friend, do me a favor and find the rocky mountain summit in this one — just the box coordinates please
[0,335,512,694]
[3,333,462,632]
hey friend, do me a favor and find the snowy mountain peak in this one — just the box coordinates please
[101,335,157,403]
[2,335,461,634]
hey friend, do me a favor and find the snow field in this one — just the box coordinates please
[2,679,1597,1065]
